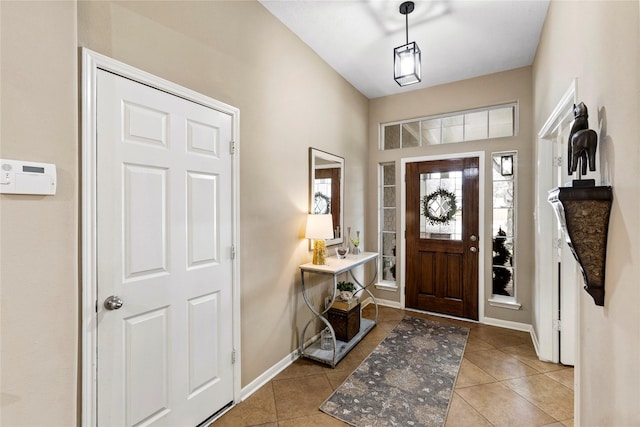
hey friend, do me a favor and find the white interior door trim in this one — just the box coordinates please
[399,151,485,322]
[81,48,241,427]
[535,78,577,363]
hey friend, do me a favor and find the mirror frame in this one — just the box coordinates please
[309,148,345,247]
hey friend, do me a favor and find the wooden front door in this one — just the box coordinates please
[406,158,479,320]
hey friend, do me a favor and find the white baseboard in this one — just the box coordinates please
[375,298,403,309]
[483,316,533,334]
[239,297,399,403]
[239,348,299,401]
[529,325,542,359]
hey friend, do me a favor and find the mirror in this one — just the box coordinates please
[309,148,344,247]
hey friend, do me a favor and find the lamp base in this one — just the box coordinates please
[312,240,327,265]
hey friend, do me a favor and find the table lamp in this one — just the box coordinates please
[305,214,334,265]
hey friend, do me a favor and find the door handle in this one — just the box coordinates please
[104,295,123,311]
[470,235,478,242]
[470,246,478,253]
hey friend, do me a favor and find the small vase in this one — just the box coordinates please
[321,327,333,350]
[335,246,349,259]
[352,230,360,254]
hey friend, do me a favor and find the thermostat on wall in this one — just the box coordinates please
[0,159,57,195]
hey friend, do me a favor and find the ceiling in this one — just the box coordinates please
[259,0,550,99]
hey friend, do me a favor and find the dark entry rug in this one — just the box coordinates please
[320,316,469,427]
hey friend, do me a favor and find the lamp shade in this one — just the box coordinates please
[394,42,421,86]
[305,214,334,240]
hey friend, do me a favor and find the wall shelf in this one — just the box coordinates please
[548,186,613,306]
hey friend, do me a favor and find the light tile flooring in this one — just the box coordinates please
[212,306,574,427]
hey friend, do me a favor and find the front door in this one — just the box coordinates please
[406,158,479,320]
[96,69,235,426]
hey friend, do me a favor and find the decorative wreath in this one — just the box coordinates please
[421,187,458,226]
[313,191,331,214]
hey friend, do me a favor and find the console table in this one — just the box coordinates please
[299,252,379,367]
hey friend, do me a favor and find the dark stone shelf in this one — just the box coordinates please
[548,185,613,306]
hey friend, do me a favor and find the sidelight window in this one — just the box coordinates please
[490,151,520,308]
[379,163,397,288]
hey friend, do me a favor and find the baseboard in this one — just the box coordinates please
[482,316,533,333]
[239,348,299,401]
[238,314,536,408]
[239,297,399,402]
[529,325,542,357]
[374,298,403,309]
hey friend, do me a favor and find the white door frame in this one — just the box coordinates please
[81,48,241,427]
[399,151,486,322]
[535,79,577,363]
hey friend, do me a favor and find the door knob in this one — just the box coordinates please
[470,235,478,242]
[470,246,478,253]
[104,295,123,311]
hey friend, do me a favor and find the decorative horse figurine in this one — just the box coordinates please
[567,102,598,177]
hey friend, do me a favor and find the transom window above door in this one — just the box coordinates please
[381,103,517,150]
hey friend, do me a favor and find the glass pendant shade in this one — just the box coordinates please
[394,41,421,86]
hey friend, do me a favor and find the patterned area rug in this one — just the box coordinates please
[320,316,469,427]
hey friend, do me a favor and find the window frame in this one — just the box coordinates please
[377,162,398,291]
[380,102,518,150]
[489,150,521,310]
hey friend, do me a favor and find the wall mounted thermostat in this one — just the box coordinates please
[0,159,57,195]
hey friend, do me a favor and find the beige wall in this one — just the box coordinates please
[367,67,534,325]
[3,0,639,425]
[0,1,79,426]
[78,0,369,390]
[533,0,640,424]
[1,1,368,425]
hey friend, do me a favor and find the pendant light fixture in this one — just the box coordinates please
[394,1,421,86]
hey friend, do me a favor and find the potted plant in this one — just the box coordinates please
[337,281,356,301]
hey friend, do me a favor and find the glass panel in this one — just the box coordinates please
[383,208,396,231]
[442,116,464,144]
[382,232,396,256]
[493,181,514,208]
[383,186,395,208]
[382,163,395,185]
[464,110,488,141]
[422,127,441,145]
[419,171,463,240]
[422,118,441,129]
[442,126,463,144]
[492,208,515,237]
[421,119,441,145]
[489,107,514,138]
[382,255,396,281]
[492,266,514,296]
[402,122,420,148]
[442,115,463,127]
[384,124,400,150]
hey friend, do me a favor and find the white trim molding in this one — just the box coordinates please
[81,48,241,427]
[534,78,578,365]
[482,316,532,333]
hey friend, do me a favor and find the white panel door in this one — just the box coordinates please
[96,69,234,426]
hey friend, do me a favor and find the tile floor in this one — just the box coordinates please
[212,306,574,427]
